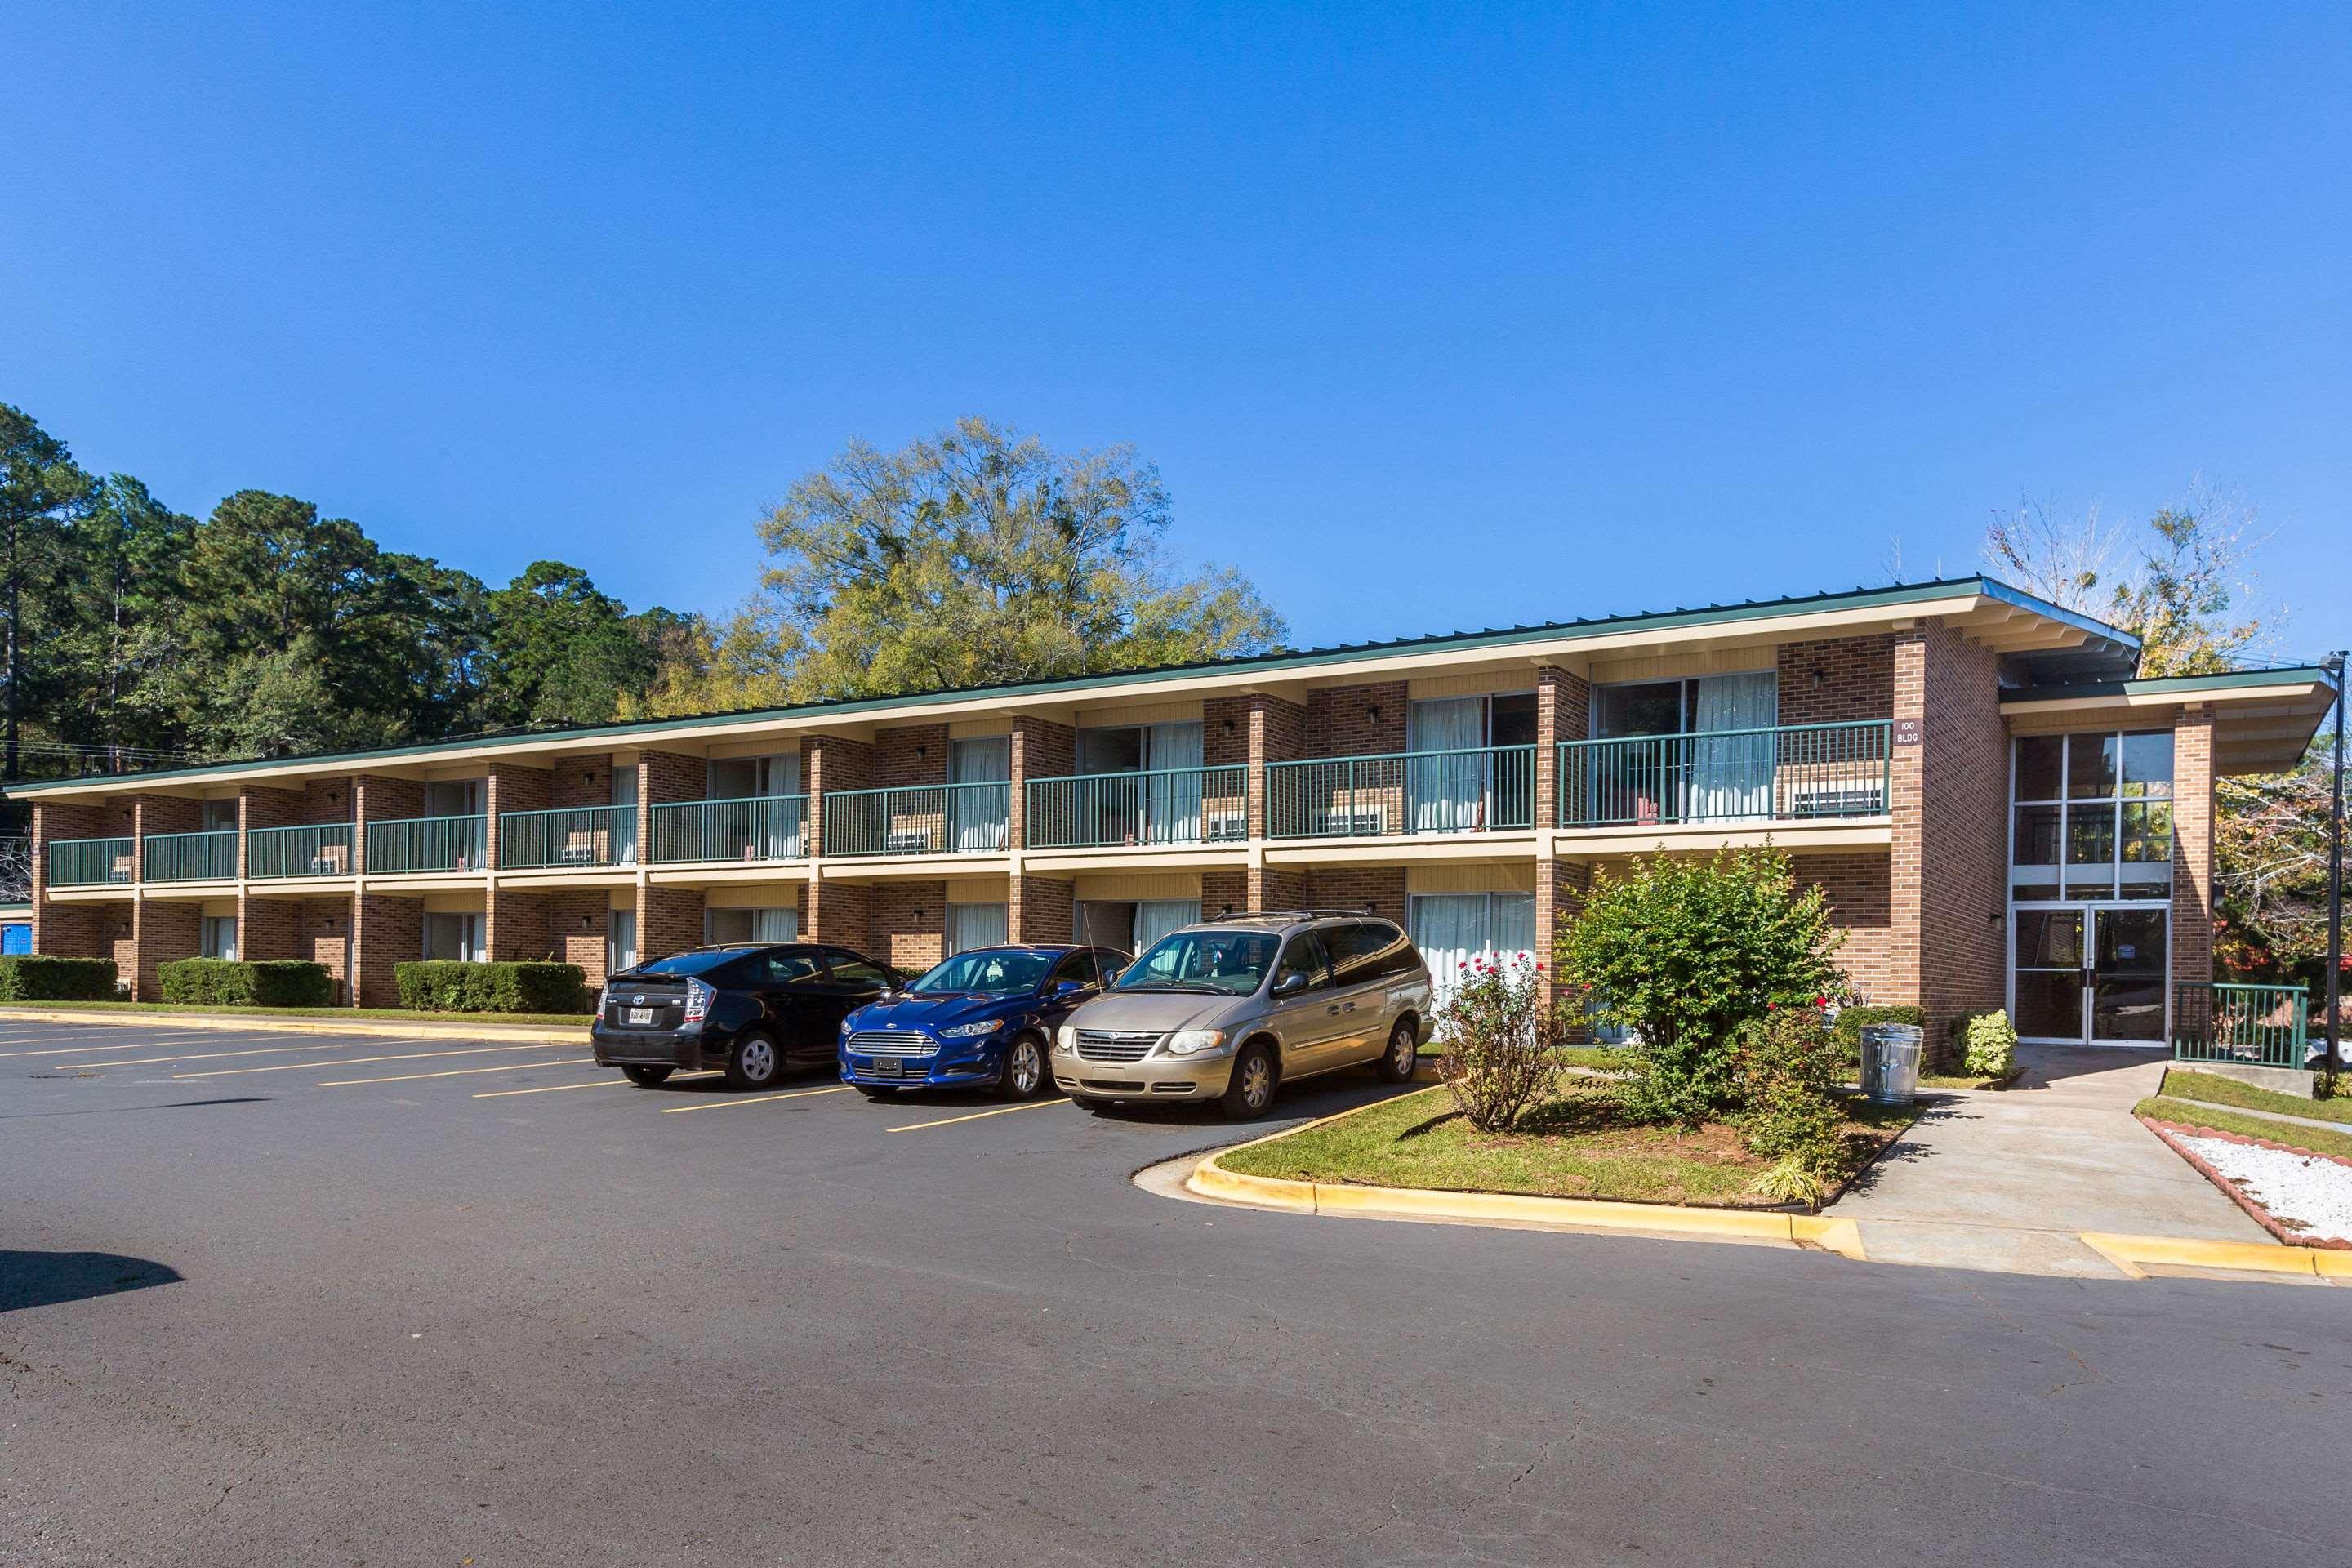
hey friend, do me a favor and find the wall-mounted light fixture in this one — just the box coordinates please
[1221,719,1236,736]
[581,915,595,930]
[1811,666,1828,689]
[915,743,928,759]
[1368,706,1383,724]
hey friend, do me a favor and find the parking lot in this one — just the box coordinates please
[6,1017,2350,1567]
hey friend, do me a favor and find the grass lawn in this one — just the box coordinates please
[1220,1081,1909,1209]
[1919,1068,2020,1091]
[0,1000,590,1027]
[2158,1068,2352,1126]
[2134,1094,2352,1162]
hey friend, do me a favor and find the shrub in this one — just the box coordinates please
[393,960,589,1014]
[1728,1004,1851,1209]
[1951,1009,2019,1079]
[1558,847,1846,1125]
[1436,954,1559,1133]
[1829,1004,1926,1056]
[156,958,336,1008]
[0,955,120,1001]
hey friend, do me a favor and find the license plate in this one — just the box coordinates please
[626,1007,655,1026]
[866,1058,902,1076]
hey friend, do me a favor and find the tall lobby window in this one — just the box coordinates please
[2010,731,2173,900]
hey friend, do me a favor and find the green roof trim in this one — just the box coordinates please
[6,573,2136,797]
[2002,666,2340,704]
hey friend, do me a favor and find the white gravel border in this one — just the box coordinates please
[2176,1133,2352,1245]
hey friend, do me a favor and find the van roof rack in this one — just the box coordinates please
[1206,908,1370,924]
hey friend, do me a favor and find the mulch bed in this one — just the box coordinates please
[2140,1115,2352,1251]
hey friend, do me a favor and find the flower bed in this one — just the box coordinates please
[2137,1103,2352,1249]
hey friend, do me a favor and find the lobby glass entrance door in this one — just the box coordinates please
[2011,905,2169,1046]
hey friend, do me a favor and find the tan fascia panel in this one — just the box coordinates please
[15,589,2017,802]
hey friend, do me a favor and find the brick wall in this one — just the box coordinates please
[30,800,123,955]
[806,877,871,951]
[304,777,353,824]
[353,893,424,1006]
[638,886,706,965]
[1535,858,1590,1013]
[1777,634,1895,725]
[1302,866,1406,924]
[1246,696,1306,840]
[546,889,614,986]
[238,893,300,960]
[300,898,350,998]
[1250,866,1304,914]
[1306,682,1409,760]
[134,899,199,1000]
[487,889,553,962]
[486,764,552,870]
[1891,621,2009,1059]
[136,794,202,840]
[871,880,946,972]
[551,754,615,809]
[806,736,874,858]
[2172,710,2216,990]
[353,776,425,874]
[1534,666,1590,829]
[37,899,109,959]
[1204,696,1252,770]
[875,725,948,790]
[108,906,136,988]
[1802,853,1895,1003]
[1010,718,1076,850]
[1010,873,1074,942]
[1201,869,1248,920]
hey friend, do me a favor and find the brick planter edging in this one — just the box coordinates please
[2139,1115,2352,1252]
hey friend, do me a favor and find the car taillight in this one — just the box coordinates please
[684,978,712,1022]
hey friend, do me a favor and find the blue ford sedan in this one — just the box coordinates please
[839,944,1129,1101]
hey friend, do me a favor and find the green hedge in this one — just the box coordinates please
[0,955,121,1001]
[156,958,336,1008]
[394,960,589,1015]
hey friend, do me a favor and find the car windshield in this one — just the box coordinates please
[628,950,746,978]
[1116,930,1278,996]
[909,948,1057,996]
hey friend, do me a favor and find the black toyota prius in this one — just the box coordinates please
[590,943,901,1090]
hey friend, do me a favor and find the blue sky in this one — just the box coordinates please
[4,3,2346,662]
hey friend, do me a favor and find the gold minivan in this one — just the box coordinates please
[1051,911,1432,1119]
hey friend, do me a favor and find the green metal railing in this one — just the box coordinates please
[1266,746,1535,840]
[364,813,488,875]
[2173,982,2310,1070]
[497,804,638,870]
[649,794,809,864]
[1557,719,1891,828]
[145,829,238,883]
[246,822,355,879]
[823,781,1009,857]
[1025,765,1249,849]
[47,836,135,888]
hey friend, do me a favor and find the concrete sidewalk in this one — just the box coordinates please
[1827,1045,2275,1276]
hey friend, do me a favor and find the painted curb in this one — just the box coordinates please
[0,1007,586,1045]
[1182,1094,1868,1258]
[2078,1232,2352,1281]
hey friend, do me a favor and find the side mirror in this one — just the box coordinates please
[1053,979,1085,998]
[1272,972,1308,999]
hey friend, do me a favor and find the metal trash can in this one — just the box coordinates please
[1858,1023,1923,1106]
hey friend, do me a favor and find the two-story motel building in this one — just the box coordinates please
[11,577,2337,1052]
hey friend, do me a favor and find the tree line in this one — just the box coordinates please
[0,408,1289,782]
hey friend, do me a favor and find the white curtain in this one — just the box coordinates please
[1143,722,1204,843]
[947,901,1009,955]
[1135,899,1200,956]
[950,737,1011,852]
[1692,672,1776,820]
[1408,697,1486,833]
[1412,893,1537,1019]
[608,910,638,973]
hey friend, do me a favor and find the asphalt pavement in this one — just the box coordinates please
[2,1018,2347,1566]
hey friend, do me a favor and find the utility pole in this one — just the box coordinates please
[2325,650,2345,1094]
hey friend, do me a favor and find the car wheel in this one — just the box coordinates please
[997,1034,1047,1100]
[724,1030,783,1091]
[621,1064,673,1089]
[1219,1042,1276,1120]
[1375,1019,1419,1083]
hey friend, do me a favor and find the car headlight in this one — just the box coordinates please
[839,1018,853,1036]
[938,1019,1003,1039]
[1164,1028,1229,1057]
[1054,1025,1076,1055]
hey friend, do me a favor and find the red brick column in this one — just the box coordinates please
[352,893,424,1007]
[484,763,551,871]
[1009,718,1075,851]
[804,735,873,859]
[488,889,553,962]
[1009,874,1073,943]
[1245,695,1305,840]
[806,877,870,949]
[636,885,706,964]
[1534,666,1589,831]
[132,898,199,1000]
[29,800,118,956]
[1535,857,1591,1018]
[1249,866,1304,914]
[351,776,425,875]
[873,880,947,973]
[2172,707,2216,991]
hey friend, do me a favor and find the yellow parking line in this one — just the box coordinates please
[172,1043,576,1080]
[318,1061,613,1087]
[475,1071,724,1099]
[57,1041,377,1069]
[657,1084,853,1114]
[0,1034,238,1058]
[884,1097,1070,1133]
